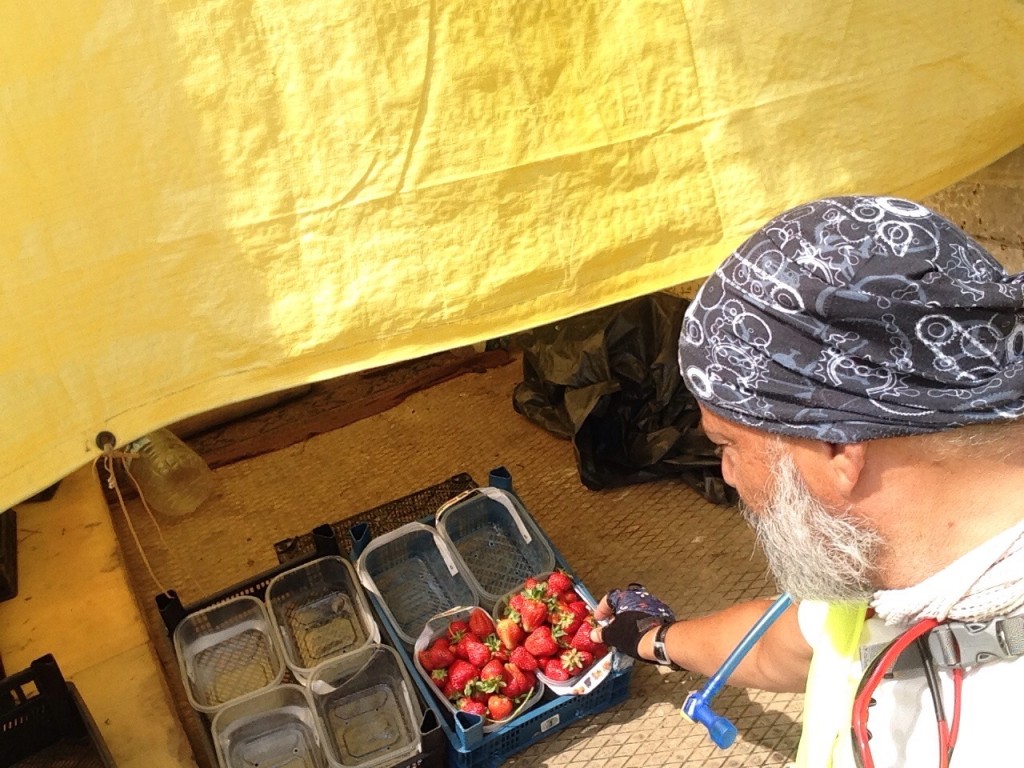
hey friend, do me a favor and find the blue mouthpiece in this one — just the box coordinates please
[681,593,793,749]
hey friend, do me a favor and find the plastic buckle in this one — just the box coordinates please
[928,620,1015,667]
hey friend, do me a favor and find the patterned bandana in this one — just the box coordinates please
[678,196,1024,442]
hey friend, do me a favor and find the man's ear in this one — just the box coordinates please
[828,441,868,499]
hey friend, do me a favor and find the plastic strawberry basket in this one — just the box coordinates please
[349,474,634,768]
[434,486,556,612]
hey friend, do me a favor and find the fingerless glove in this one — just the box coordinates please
[601,583,675,661]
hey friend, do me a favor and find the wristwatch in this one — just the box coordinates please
[652,622,675,666]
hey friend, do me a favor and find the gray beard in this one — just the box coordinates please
[741,449,880,602]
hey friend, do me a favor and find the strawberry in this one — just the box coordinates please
[524,577,540,590]
[443,678,460,699]
[457,697,487,717]
[461,636,492,669]
[480,658,505,685]
[448,619,470,644]
[569,620,604,655]
[495,617,524,651]
[418,649,438,671]
[420,637,455,671]
[523,626,559,659]
[502,662,531,698]
[567,601,591,624]
[522,668,537,692]
[557,606,589,638]
[519,598,548,632]
[559,648,586,675]
[447,660,479,695]
[430,667,449,688]
[555,611,583,640]
[542,658,571,682]
[468,608,495,639]
[509,646,538,672]
[487,693,514,721]
[509,593,527,613]
[547,570,573,595]
[469,684,490,704]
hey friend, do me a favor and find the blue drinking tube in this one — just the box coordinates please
[681,592,794,748]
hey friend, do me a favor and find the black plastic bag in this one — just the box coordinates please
[512,292,731,503]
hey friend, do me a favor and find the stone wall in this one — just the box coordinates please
[924,145,1024,272]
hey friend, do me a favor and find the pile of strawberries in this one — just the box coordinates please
[416,570,609,724]
[495,570,608,684]
[418,606,534,722]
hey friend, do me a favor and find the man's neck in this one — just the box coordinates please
[857,437,1024,590]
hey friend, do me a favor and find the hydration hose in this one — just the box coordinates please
[681,592,794,748]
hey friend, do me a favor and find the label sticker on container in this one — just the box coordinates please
[436,534,461,576]
[539,714,561,733]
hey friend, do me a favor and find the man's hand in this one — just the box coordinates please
[590,583,675,662]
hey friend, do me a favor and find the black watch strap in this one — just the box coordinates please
[652,622,675,666]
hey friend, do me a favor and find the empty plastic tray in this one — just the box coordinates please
[355,522,477,646]
[211,683,328,768]
[266,556,380,684]
[309,644,422,768]
[435,487,555,611]
[173,594,286,714]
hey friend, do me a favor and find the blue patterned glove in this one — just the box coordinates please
[601,583,676,661]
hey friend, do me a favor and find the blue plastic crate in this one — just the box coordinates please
[351,485,635,768]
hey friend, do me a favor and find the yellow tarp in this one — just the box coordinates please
[3,1,1023,510]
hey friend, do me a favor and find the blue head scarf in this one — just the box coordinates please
[678,196,1024,442]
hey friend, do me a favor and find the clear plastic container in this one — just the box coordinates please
[266,556,380,684]
[125,428,215,518]
[355,522,477,647]
[308,644,422,768]
[435,487,555,612]
[211,683,328,768]
[173,595,286,714]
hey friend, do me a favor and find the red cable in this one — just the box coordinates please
[948,667,963,758]
[852,618,940,768]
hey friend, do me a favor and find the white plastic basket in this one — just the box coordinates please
[265,556,380,684]
[173,595,286,714]
[435,487,556,612]
[211,683,327,768]
[355,522,478,647]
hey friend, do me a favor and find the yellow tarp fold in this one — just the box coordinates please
[3,1,1023,510]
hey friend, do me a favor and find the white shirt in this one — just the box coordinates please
[796,601,1024,766]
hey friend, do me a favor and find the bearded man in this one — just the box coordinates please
[593,196,1024,767]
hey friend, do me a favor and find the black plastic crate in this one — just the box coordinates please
[274,472,477,562]
[1,654,115,768]
[1,508,16,603]
[155,523,445,768]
